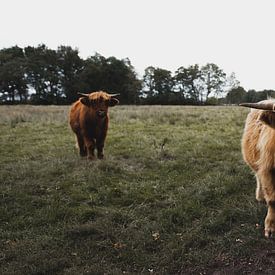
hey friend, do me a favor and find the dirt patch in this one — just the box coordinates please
[199,246,275,274]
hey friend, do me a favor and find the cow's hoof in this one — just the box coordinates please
[264,216,275,238]
[265,228,274,238]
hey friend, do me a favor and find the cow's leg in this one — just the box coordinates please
[96,139,105,159]
[96,128,107,159]
[84,137,96,160]
[259,169,275,237]
[256,174,265,202]
[76,134,87,157]
[265,202,275,238]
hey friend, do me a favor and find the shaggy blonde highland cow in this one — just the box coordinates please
[241,100,275,237]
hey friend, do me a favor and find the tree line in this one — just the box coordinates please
[224,86,275,104]
[0,45,273,105]
[0,45,140,105]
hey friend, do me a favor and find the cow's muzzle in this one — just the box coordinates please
[96,110,107,118]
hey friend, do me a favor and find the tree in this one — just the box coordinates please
[78,53,106,93]
[103,56,141,104]
[142,66,155,99]
[225,72,240,92]
[200,63,226,100]
[57,46,84,103]
[79,54,141,104]
[25,45,65,104]
[244,89,258,103]
[226,86,247,104]
[0,44,243,105]
[153,68,174,95]
[174,64,202,103]
[0,46,28,103]
[142,66,175,104]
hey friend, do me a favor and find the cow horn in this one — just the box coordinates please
[239,102,275,111]
[109,93,120,97]
[78,92,90,97]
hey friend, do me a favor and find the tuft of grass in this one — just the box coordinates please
[0,105,271,274]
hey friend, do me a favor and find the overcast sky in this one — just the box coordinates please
[1,0,275,91]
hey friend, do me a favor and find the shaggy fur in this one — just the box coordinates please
[69,91,119,160]
[242,99,275,237]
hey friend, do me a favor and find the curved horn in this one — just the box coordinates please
[77,92,90,97]
[109,93,120,97]
[239,102,275,111]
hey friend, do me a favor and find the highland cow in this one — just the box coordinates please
[69,91,119,160]
[241,100,275,237]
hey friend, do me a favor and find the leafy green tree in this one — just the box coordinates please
[242,89,275,103]
[226,86,247,104]
[244,89,258,103]
[154,68,174,95]
[57,46,84,103]
[79,54,141,104]
[77,53,106,93]
[174,64,202,103]
[200,63,226,100]
[142,66,155,99]
[25,45,65,104]
[142,66,175,104]
[0,46,28,103]
[0,44,244,106]
[256,90,275,102]
[103,56,141,104]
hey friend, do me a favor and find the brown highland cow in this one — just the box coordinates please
[69,91,119,160]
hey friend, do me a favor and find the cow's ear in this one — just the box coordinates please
[259,111,275,128]
[80,97,90,106]
[108,98,119,107]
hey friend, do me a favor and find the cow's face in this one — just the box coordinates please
[79,91,119,118]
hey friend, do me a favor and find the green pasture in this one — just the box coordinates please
[0,105,271,274]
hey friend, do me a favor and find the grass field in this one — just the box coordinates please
[1,105,275,274]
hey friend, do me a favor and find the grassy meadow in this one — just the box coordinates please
[0,104,274,274]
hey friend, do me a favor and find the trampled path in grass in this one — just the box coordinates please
[0,105,274,274]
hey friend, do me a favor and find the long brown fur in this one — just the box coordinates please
[242,99,275,237]
[69,91,119,160]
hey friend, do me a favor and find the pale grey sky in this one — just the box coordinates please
[1,0,275,91]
